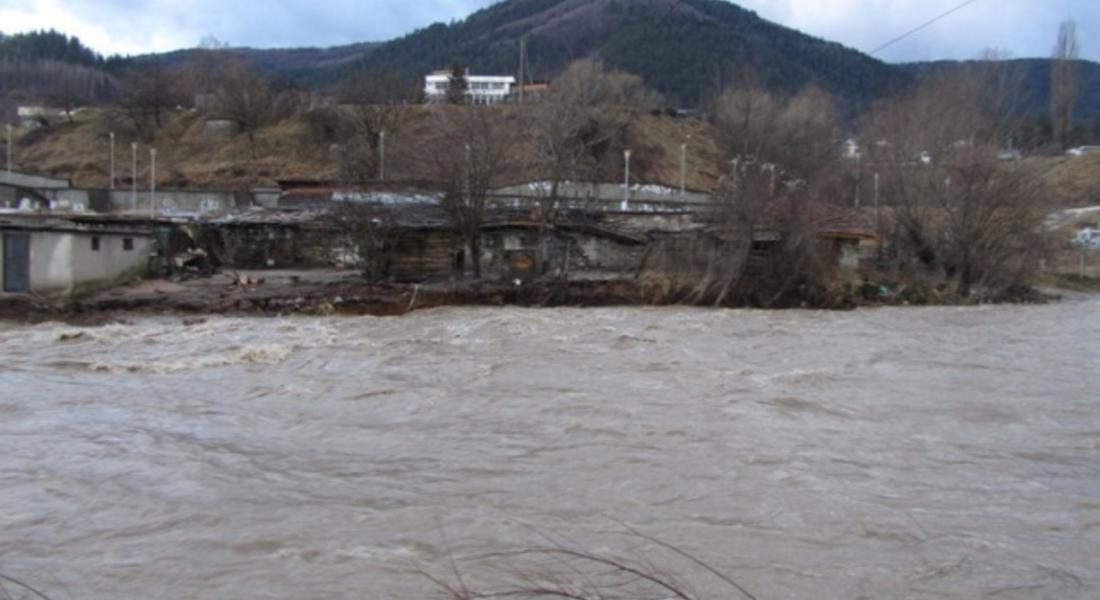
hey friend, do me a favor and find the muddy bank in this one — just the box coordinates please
[0,269,1074,324]
[0,274,646,324]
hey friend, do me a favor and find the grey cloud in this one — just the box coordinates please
[10,0,1099,62]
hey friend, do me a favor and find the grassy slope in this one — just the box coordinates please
[13,105,1098,208]
[14,109,333,190]
[11,106,722,191]
[1042,152,1100,205]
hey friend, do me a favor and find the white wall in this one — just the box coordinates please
[108,190,237,215]
[70,233,153,293]
[1,231,152,296]
[0,171,70,189]
[29,231,75,294]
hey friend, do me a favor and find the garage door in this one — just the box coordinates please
[3,233,30,293]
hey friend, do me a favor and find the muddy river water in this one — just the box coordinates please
[1,301,1098,599]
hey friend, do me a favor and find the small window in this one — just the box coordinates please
[123,238,134,251]
[91,237,101,252]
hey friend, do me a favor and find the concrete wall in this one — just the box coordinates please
[566,233,645,274]
[487,194,705,215]
[492,181,711,204]
[39,189,92,212]
[478,227,646,281]
[108,190,240,215]
[0,171,70,190]
[603,212,697,232]
[29,231,75,294]
[251,188,282,208]
[70,233,154,294]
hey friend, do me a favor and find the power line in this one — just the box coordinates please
[869,0,982,56]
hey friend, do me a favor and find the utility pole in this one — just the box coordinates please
[854,152,862,208]
[464,143,471,206]
[518,37,526,105]
[379,130,386,181]
[680,143,687,198]
[874,172,881,260]
[130,142,138,211]
[109,132,116,189]
[5,124,11,176]
[622,149,632,211]
[873,172,881,229]
[149,148,157,217]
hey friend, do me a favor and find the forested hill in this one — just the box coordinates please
[348,0,899,107]
[3,0,1100,122]
[0,30,116,107]
[145,43,382,84]
[902,59,1100,121]
[0,30,104,67]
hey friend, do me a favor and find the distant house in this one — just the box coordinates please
[842,139,861,160]
[1,216,155,296]
[424,70,516,105]
[515,81,550,103]
[1076,227,1100,250]
[17,106,66,129]
[1067,146,1100,157]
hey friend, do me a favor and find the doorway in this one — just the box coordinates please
[2,233,30,293]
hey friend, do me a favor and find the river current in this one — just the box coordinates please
[1,301,1098,599]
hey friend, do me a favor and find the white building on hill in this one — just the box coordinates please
[424,70,516,105]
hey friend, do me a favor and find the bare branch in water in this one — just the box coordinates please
[422,526,766,600]
[0,574,52,600]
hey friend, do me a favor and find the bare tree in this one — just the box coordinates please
[323,200,399,280]
[542,59,661,176]
[446,62,468,105]
[216,61,275,159]
[427,107,518,279]
[864,71,1051,297]
[115,62,182,136]
[552,58,664,111]
[38,60,116,122]
[182,36,232,107]
[1052,21,1080,152]
[521,59,666,275]
[335,69,417,181]
[712,78,838,180]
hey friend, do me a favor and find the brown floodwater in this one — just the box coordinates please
[0,301,1098,599]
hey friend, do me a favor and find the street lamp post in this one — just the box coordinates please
[130,142,138,211]
[464,143,471,205]
[623,149,632,211]
[5,124,12,176]
[680,143,687,198]
[149,148,157,216]
[109,132,116,189]
[378,130,386,181]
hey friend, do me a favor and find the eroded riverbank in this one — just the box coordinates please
[0,268,1073,326]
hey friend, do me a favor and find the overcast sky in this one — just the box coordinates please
[0,0,1096,63]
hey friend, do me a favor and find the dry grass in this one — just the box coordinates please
[10,105,723,192]
[1041,153,1100,205]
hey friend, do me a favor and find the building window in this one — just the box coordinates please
[91,237,101,251]
[123,238,134,251]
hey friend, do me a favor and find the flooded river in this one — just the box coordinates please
[1,301,1098,599]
